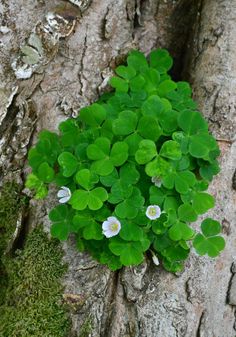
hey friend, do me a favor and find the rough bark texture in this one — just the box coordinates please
[0,0,236,336]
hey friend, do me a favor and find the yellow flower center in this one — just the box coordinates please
[110,223,119,231]
[149,207,156,216]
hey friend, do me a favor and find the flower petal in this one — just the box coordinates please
[57,190,68,198]
[61,186,69,191]
[102,216,121,238]
[152,254,160,266]
[146,205,161,220]
[103,229,115,238]
[59,196,71,203]
[102,221,110,231]
[107,216,118,222]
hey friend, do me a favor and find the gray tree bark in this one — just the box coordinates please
[0,0,236,336]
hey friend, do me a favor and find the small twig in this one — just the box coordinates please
[216,138,235,144]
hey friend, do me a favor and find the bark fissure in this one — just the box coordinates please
[169,0,203,81]
[101,270,141,337]
[100,271,120,337]
[78,29,88,97]
[196,311,205,337]
[100,6,110,40]
[232,169,236,190]
[227,263,236,306]
[0,97,37,181]
[191,0,205,69]
[0,93,18,137]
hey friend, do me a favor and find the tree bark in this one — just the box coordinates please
[0,0,235,336]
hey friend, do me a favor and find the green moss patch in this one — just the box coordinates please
[0,182,26,254]
[0,182,27,305]
[0,226,70,337]
[79,318,92,337]
[0,183,71,337]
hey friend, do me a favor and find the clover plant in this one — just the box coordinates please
[26,49,225,272]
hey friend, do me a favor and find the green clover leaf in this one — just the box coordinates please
[163,197,180,213]
[152,213,169,235]
[193,218,225,257]
[49,204,76,241]
[172,131,189,154]
[199,160,220,181]
[79,103,106,127]
[108,183,133,204]
[100,251,123,271]
[100,168,119,187]
[87,137,129,176]
[37,162,55,183]
[162,170,196,194]
[109,77,129,93]
[107,162,140,204]
[59,119,80,147]
[159,140,181,160]
[28,131,61,170]
[162,259,184,273]
[75,169,99,190]
[129,74,146,91]
[163,245,190,262]
[189,133,218,159]
[87,137,110,159]
[149,186,166,205]
[119,162,140,185]
[109,237,144,266]
[157,80,177,97]
[192,192,215,214]
[119,221,144,241]
[110,141,129,166]
[168,222,195,241]
[115,65,136,80]
[112,110,138,136]
[145,156,172,177]
[149,49,173,73]
[141,95,178,134]
[178,203,197,222]
[137,115,162,141]
[127,50,149,72]
[70,187,108,211]
[124,132,143,155]
[135,139,157,164]
[141,95,165,117]
[174,171,196,194]
[141,68,160,94]
[178,110,208,135]
[73,213,103,240]
[115,187,145,219]
[58,152,78,177]
[25,173,48,199]
[201,218,222,236]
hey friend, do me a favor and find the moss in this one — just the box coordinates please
[79,318,93,337]
[0,226,71,337]
[0,182,26,253]
[0,182,71,337]
[0,182,27,305]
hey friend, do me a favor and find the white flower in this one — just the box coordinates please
[146,205,161,220]
[151,176,162,188]
[152,254,160,266]
[57,186,71,203]
[102,216,121,238]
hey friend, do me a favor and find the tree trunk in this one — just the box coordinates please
[0,0,235,336]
